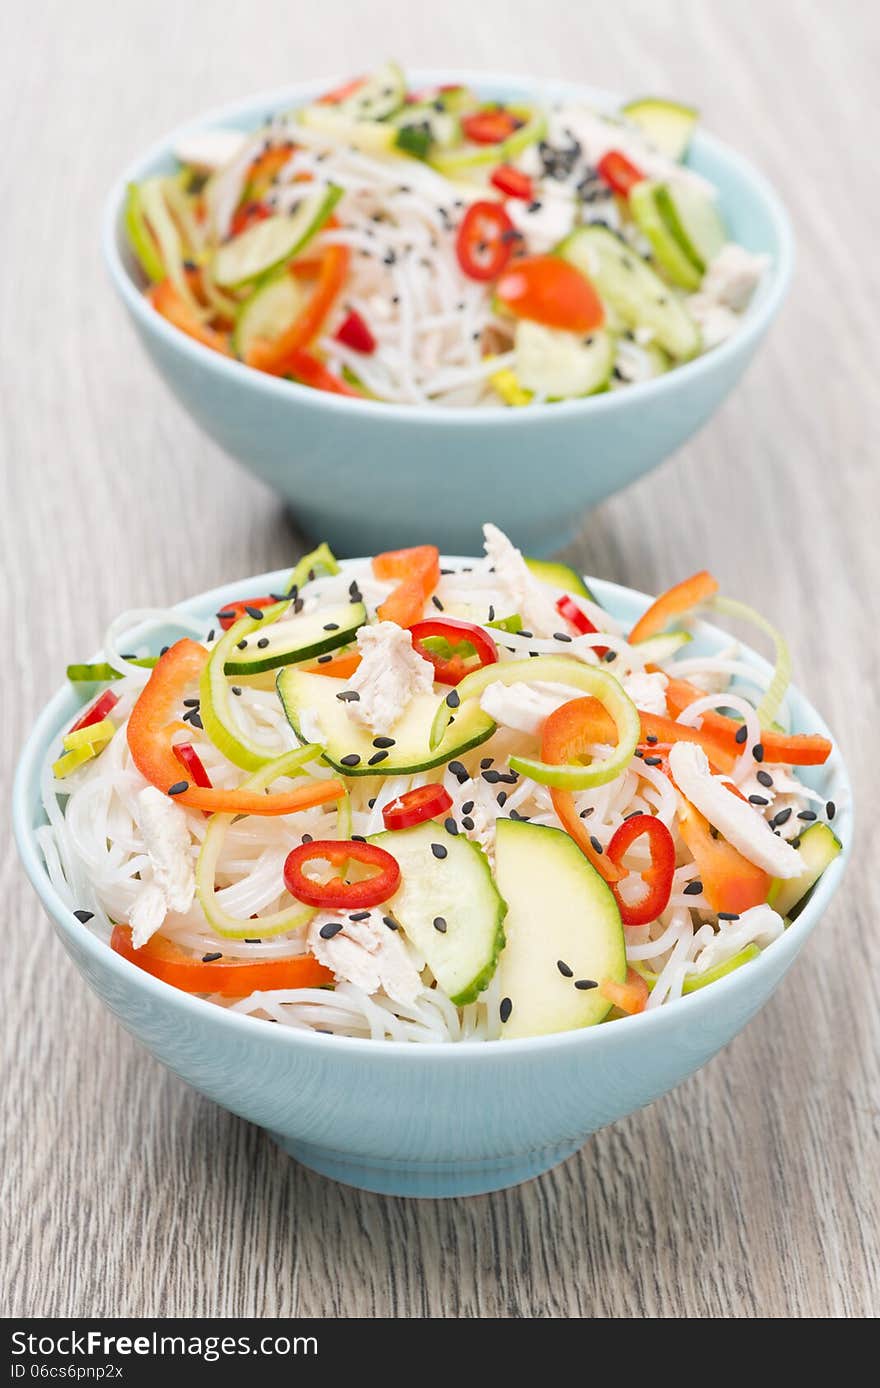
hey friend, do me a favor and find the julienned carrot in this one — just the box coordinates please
[246,245,350,375]
[665,678,832,765]
[127,639,345,815]
[148,279,231,355]
[628,571,719,644]
[600,969,650,1015]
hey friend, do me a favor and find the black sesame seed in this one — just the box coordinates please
[323,622,340,632]
[446,689,460,708]
[797,810,817,821]
[487,605,495,622]
[183,697,200,708]
[167,781,189,796]
[317,653,333,664]
[340,754,361,767]
[301,833,313,844]
[482,769,501,784]
[433,916,448,933]
[257,638,270,649]
[372,736,395,749]
[553,631,573,643]
[216,609,235,621]
[448,761,469,784]
[603,651,617,663]
[349,911,370,921]
[556,960,574,978]
[756,770,773,788]
[231,686,242,696]
[461,816,475,830]
[753,743,765,762]
[201,951,223,963]
[790,836,801,849]
[187,712,203,730]
[432,595,444,610]
[73,910,94,924]
[646,734,658,745]
[826,800,836,820]
[590,835,603,855]
[462,800,474,814]
[574,979,598,991]
[508,809,530,821]
[348,581,362,601]
[496,791,507,807]
[431,843,448,860]
[383,915,399,931]
[498,771,518,784]
[518,630,534,640]
[683,880,704,896]
[643,755,662,766]
[236,639,248,650]
[319,922,343,939]
[772,807,793,827]
[336,689,360,702]
[368,750,389,766]
[749,794,769,806]
[634,748,644,759]
[444,817,459,835]
[499,997,513,1023]
[160,646,169,656]
[293,598,304,614]
[579,806,594,819]
[206,630,215,644]
[244,938,261,944]
[717,911,740,921]
[735,724,749,744]
[244,606,265,621]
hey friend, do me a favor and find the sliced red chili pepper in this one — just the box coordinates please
[597,150,646,197]
[455,200,515,282]
[334,308,377,354]
[69,690,120,736]
[555,595,608,658]
[490,164,533,200]
[606,813,676,926]
[286,348,362,397]
[230,200,270,238]
[216,596,276,631]
[382,784,453,831]
[408,616,499,686]
[284,839,401,909]
[172,742,212,789]
[462,110,520,144]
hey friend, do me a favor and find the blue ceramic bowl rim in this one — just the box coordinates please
[13,563,852,1062]
[102,68,794,425]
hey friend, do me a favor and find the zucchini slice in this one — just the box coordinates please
[213,186,341,288]
[513,321,614,398]
[629,181,703,290]
[654,181,726,273]
[337,61,406,121]
[233,269,305,360]
[767,823,842,920]
[124,182,165,282]
[620,97,698,161]
[276,668,495,776]
[298,105,398,156]
[223,601,367,676]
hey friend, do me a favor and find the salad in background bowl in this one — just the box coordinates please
[15,530,848,1194]
[126,61,769,407]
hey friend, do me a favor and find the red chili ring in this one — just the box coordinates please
[606,814,676,927]
[283,839,401,909]
[382,784,453,832]
[409,616,499,686]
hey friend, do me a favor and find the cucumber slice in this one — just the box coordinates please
[629,181,702,290]
[633,942,761,994]
[523,557,598,604]
[767,823,842,920]
[370,822,506,1005]
[338,61,406,121]
[298,104,398,156]
[277,669,495,777]
[494,820,626,1038]
[124,182,165,282]
[631,629,692,662]
[654,181,726,272]
[620,98,698,161]
[223,601,366,676]
[213,186,341,288]
[232,270,305,360]
[558,226,700,360]
[514,321,614,399]
[430,107,547,176]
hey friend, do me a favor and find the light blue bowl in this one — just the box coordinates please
[102,71,793,557]
[13,566,850,1198]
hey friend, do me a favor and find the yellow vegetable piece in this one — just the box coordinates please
[62,717,116,751]
[491,368,533,407]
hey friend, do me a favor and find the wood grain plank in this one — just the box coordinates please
[2,0,878,1320]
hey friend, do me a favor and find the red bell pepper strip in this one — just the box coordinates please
[246,244,351,375]
[455,200,516,282]
[216,596,276,631]
[490,164,534,200]
[540,700,624,883]
[545,696,737,776]
[664,677,833,766]
[462,110,520,144]
[382,784,453,831]
[172,741,212,789]
[628,571,719,644]
[408,616,499,685]
[242,146,294,202]
[127,640,345,816]
[317,76,365,104]
[284,839,401,909]
[229,200,271,238]
[495,255,605,333]
[555,594,608,657]
[676,798,771,916]
[334,308,377,353]
[111,924,333,997]
[606,813,676,926]
[287,348,361,396]
[597,150,646,197]
[599,968,650,1015]
[69,690,120,736]
[148,279,232,356]
[373,545,441,628]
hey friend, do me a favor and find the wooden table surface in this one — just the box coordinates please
[3,0,877,1320]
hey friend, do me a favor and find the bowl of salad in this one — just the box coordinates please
[103,66,792,556]
[15,528,849,1197]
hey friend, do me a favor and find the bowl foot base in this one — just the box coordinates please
[270,1133,584,1197]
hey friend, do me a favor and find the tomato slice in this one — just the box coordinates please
[382,784,453,831]
[110,925,333,997]
[495,256,605,333]
[462,110,520,144]
[455,200,516,282]
[284,840,401,909]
